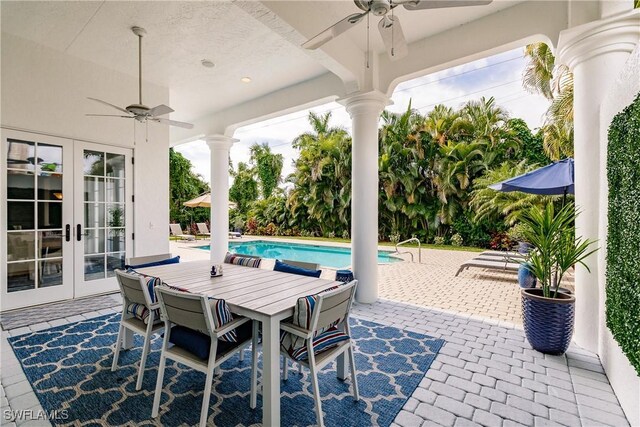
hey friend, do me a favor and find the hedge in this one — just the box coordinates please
[606,92,640,375]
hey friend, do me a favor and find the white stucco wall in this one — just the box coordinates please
[1,32,170,257]
[598,45,640,427]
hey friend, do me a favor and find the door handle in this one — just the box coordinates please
[65,224,71,242]
[76,224,82,241]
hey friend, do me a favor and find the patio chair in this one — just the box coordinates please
[112,269,164,391]
[455,258,521,276]
[151,287,258,427]
[280,280,360,427]
[196,222,211,237]
[169,224,195,241]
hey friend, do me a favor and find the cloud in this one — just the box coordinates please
[176,47,551,186]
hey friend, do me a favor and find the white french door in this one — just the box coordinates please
[73,142,133,297]
[1,131,134,310]
[1,129,74,311]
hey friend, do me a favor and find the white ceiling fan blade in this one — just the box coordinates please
[86,114,133,118]
[87,97,132,115]
[302,12,368,50]
[378,16,408,60]
[153,118,194,129]
[402,0,492,10]
[148,104,174,117]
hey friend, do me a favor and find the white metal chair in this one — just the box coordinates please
[280,280,360,427]
[280,259,320,271]
[151,287,259,427]
[112,269,164,391]
[196,222,211,237]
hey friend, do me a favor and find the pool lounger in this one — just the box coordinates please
[455,258,521,277]
[229,231,242,239]
[479,250,525,260]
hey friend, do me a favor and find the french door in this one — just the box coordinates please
[1,130,133,310]
[73,142,132,297]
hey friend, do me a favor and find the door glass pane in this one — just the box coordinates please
[83,151,104,176]
[84,229,105,254]
[85,203,105,228]
[7,232,35,261]
[84,177,105,202]
[8,201,34,230]
[39,258,62,288]
[107,204,125,228]
[85,255,105,280]
[38,173,63,200]
[106,253,125,277]
[38,144,62,173]
[7,261,36,292]
[7,170,34,199]
[106,179,125,203]
[106,154,125,178]
[107,229,125,252]
[38,202,62,229]
[39,230,63,258]
[6,139,35,171]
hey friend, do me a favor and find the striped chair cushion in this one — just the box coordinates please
[209,298,237,343]
[126,303,161,325]
[224,253,262,268]
[125,268,163,303]
[286,326,350,361]
[280,286,341,355]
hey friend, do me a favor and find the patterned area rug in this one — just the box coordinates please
[0,294,121,330]
[9,314,444,427]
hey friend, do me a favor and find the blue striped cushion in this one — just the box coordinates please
[209,298,236,343]
[224,253,262,268]
[126,303,161,325]
[287,327,349,361]
[125,268,163,303]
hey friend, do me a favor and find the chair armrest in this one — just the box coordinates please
[214,316,250,337]
[280,322,313,339]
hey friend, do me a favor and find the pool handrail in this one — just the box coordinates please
[395,238,421,263]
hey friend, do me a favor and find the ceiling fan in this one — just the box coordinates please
[302,0,493,61]
[87,26,194,129]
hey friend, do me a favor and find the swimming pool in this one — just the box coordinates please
[197,240,402,269]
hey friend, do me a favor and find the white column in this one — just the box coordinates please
[341,91,389,304]
[556,11,639,353]
[205,135,237,263]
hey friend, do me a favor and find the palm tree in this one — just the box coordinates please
[522,43,555,100]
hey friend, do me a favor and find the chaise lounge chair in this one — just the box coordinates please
[169,224,195,241]
[455,258,521,277]
[197,222,242,239]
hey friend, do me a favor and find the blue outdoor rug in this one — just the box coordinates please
[9,314,444,427]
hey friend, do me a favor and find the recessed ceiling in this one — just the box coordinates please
[0,1,328,122]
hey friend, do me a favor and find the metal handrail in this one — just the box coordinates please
[394,238,421,263]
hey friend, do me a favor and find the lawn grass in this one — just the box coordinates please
[252,235,484,252]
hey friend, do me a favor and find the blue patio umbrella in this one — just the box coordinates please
[489,158,574,198]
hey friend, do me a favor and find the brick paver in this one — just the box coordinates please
[0,244,626,427]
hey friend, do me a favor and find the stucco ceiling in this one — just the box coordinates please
[1,0,525,125]
[0,1,328,122]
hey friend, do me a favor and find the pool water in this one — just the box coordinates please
[197,240,401,269]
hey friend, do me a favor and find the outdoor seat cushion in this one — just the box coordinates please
[126,303,161,325]
[274,259,321,278]
[169,321,252,360]
[125,255,180,269]
[224,253,262,268]
[284,326,350,361]
[124,269,164,303]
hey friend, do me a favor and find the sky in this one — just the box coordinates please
[175,47,550,185]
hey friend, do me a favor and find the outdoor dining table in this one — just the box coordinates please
[134,259,344,427]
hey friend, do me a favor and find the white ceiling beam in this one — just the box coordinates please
[378,0,569,94]
[170,72,345,145]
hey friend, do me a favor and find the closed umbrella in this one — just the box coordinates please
[183,193,237,209]
[489,158,574,201]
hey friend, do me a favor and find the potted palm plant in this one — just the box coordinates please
[519,203,598,355]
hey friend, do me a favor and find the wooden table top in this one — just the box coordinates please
[136,260,339,318]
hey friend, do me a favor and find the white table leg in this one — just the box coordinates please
[262,316,281,427]
[336,353,348,380]
[122,328,134,350]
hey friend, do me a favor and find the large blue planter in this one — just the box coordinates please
[518,264,537,288]
[521,288,575,355]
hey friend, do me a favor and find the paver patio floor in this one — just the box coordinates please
[0,242,624,427]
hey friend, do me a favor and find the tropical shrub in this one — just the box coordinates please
[433,236,445,245]
[450,233,463,246]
